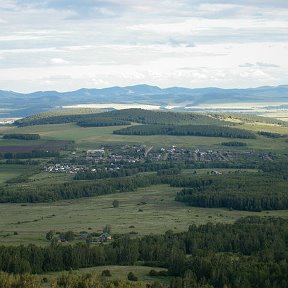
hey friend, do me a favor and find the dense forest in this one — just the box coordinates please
[114,124,256,139]
[174,173,288,211]
[0,150,59,159]
[0,217,288,287]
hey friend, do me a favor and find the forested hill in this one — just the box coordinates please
[1,84,288,117]
[14,109,227,127]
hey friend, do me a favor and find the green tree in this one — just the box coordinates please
[127,272,138,281]
[112,200,120,208]
[46,230,54,241]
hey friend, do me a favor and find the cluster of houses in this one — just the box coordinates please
[45,164,84,174]
[44,145,273,174]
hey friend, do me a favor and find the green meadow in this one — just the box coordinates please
[1,184,288,246]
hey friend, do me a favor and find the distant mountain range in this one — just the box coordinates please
[1,84,288,117]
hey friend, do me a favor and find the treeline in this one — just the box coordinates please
[260,161,288,175]
[77,117,131,127]
[74,168,140,180]
[0,150,59,160]
[114,124,256,139]
[258,131,284,138]
[14,113,103,127]
[15,109,226,127]
[0,174,166,203]
[174,173,288,211]
[1,217,288,287]
[221,141,247,146]
[2,133,40,140]
[74,162,184,180]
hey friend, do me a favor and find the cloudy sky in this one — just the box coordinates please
[0,0,288,92]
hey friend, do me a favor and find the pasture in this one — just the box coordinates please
[1,184,288,245]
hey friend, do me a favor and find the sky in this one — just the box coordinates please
[0,0,288,92]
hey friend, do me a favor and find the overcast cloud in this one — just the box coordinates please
[0,0,287,92]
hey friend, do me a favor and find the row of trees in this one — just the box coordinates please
[257,131,284,138]
[2,133,40,140]
[0,150,59,160]
[221,141,247,146]
[77,117,131,127]
[0,174,167,203]
[73,162,185,180]
[114,124,256,139]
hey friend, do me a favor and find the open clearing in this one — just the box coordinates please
[1,184,288,246]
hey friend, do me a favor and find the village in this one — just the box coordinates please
[43,144,274,174]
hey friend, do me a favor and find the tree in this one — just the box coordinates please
[112,200,120,208]
[60,231,75,242]
[46,230,54,241]
[101,270,112,277]
[127,272,138,281]
[103,224,112,234]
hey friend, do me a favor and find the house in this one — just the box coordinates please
[211,170,222,175]
[99,232,112,242]
[87,149,105,155]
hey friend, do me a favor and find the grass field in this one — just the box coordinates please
[2,122,288,152]
[1,184,288,246]
[0,164,35,184]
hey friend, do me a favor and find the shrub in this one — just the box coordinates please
[101,270,112,277]
[127,272,138,281]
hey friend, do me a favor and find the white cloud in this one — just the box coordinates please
[49,58,70,65]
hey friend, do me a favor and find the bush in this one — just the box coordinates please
[101,270,112,277]
[46,230,54,241]
[112,200,119,208]
[127,272,138,281]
